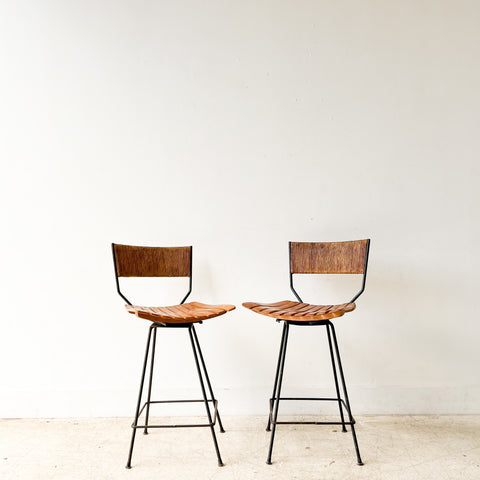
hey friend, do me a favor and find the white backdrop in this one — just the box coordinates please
[1,0,479,417]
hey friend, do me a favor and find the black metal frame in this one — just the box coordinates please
[112,244,225,469]
[266,239,370,466]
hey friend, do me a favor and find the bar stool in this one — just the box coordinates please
[112,244,235,468]
[243,239,370,465]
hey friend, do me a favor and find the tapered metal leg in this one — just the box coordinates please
[266,322,289,465]
[266,323,288,432]
[126,325,154,469]
[143,326,157,434]
[329,322,363,465]
[191,325,225,433]
[188,326,224,467]
[326,323,347,432]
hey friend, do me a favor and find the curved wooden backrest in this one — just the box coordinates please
[290,240,369,274]
[113,244,192,277]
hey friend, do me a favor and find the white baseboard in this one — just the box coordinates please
[2,385,479,418]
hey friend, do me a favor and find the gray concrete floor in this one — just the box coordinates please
[1,415,479,479]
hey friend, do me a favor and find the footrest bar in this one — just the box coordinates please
[134,399,218,429]
[268,397,351,416]
[132,423,213,429]
[149,399,215,404]
[273,420,356,426]
[267,396,355,426]
[271,397,344,402]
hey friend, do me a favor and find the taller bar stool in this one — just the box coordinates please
[112,244,235,468]
[243,239,370,465]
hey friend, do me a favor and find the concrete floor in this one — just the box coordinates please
[1,415,479,479]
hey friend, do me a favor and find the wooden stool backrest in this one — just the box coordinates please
[113,244,192,278]
[290,240,369,275]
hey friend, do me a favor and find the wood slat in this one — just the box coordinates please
[174,304,198,318]
[242,300,355,321]
[126,302,235,324]
[290,240,368,274]
[296,305,324,316]
[113,244,191,277]
[161,306,189,319]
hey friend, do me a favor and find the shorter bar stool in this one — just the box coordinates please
[112,244,235,468]
[243,239,370,465]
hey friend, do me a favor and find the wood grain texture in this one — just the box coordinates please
[290,240,368,274]
[125,302,236,324]
[242,300,355,321]
[113,244,191,277]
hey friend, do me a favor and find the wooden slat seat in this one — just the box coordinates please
[126,302,236,324]
[242,300,355,321]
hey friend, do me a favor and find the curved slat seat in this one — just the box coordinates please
[126,301,235,324]
[242,300,355,321]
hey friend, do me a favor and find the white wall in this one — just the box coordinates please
[1,0,479,417]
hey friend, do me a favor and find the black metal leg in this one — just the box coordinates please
[266,322,289,465]
[266,322,288,432]
[144,326,157,434]
[326,323,347,432]
[329,321,363,466]
[191,325,225,433]
[126,325,154,469]
[188,326,224,467]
